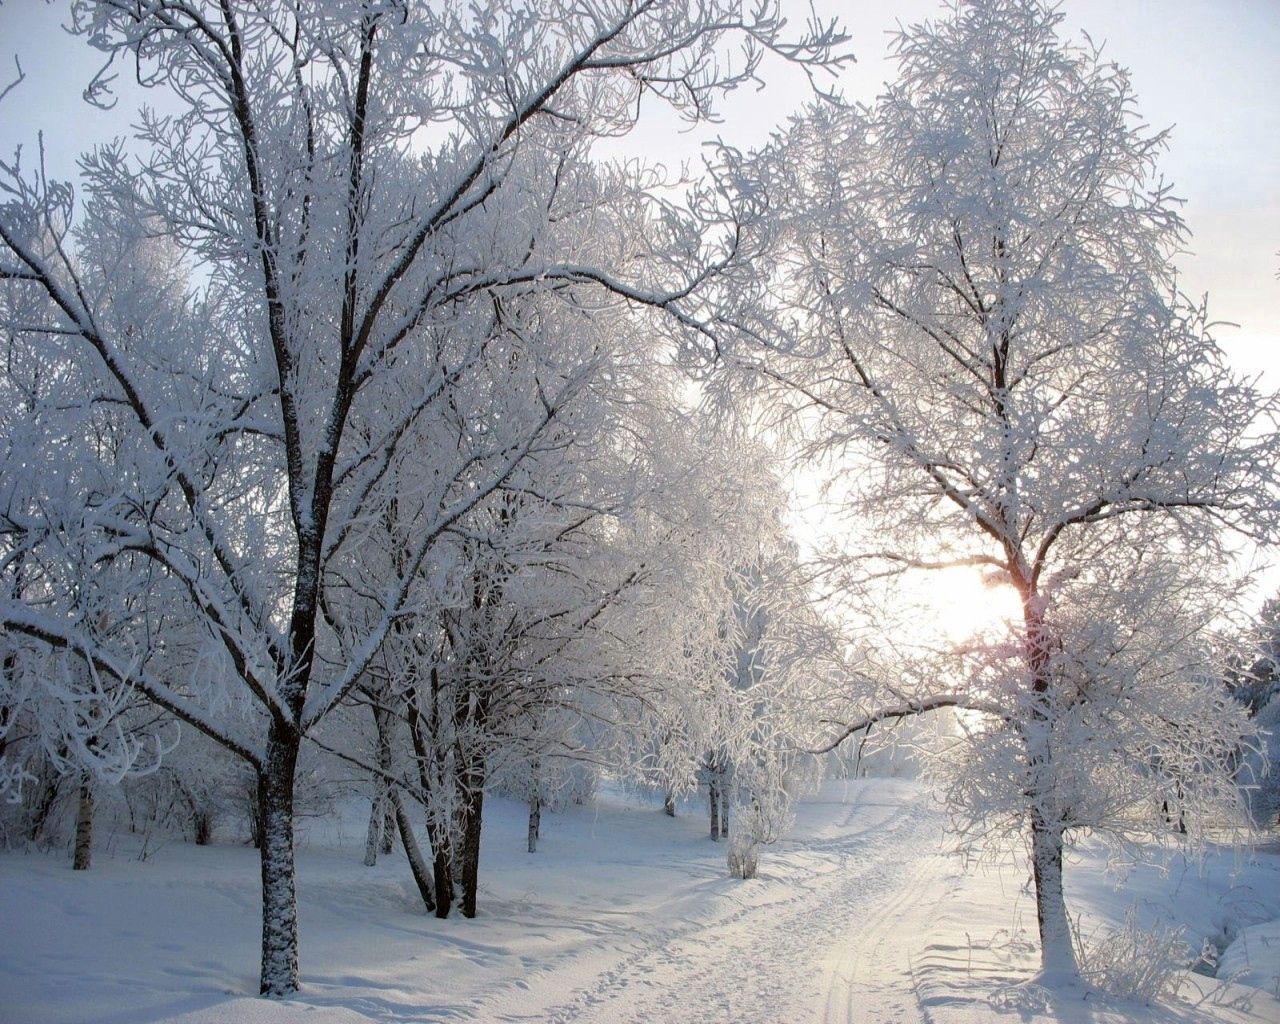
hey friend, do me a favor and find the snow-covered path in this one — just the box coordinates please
[4,779,1279,1024]
[476,786,955,1024]
[818,801,949,1024]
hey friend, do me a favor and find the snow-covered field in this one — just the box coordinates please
[2,779,1278,1024]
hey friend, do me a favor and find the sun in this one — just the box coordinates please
[910,566,1023,645]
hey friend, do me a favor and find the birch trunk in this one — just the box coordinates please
[391,789,435,912]
[257,726,300,997]
[1030,810,1078,982]
[527,796,541,853]
[72,776,93,871]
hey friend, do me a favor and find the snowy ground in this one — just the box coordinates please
[2,779,1278,1024]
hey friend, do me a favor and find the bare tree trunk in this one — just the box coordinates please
[708,779,720,841]
[247,777,265,850]
[193,806,213,846]
[363,794,385,867]
[26,771,63,844]
[390,789,434,912]
[1020,599,1080,983]
[406,686,454,918]
[419,778,454,919]
[459,771,485,918]
[364,698,398,866]
[257,724,300,997]
[429,821,454,919]
[72,775,93,871]
[718,772,729,840]
[1030,810,1078,982]
[527,795,541,853]
[1162,780,1187,835]
[528,759,542,853]
[663,790,676,817]
[380,797,395,854]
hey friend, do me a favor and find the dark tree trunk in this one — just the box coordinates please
[364,794,385,867]
[391,789,434,912]
[430,822,454,919]
[459,772,485,918]
[528,760,542,853]
[247,783,265,850]
[1162,780,1187,835]
[257,724,301,997]
[26,772,63,844]
[664,790,676,817]
[380,798,395,854]
[193,807,213,846]
[527,795,541,853]
[72,776,93,870]
[364,700,398,866]
[708,780,720,841]
[406,687,454,918]
[362,794,383,866]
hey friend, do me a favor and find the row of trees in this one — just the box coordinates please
[0,0,851,995]
[2,0,1275,999]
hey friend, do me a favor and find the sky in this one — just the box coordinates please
[603,0,1280,386]
[1,0,1277,604]
[1,0,1275,379]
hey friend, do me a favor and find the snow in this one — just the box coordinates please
[2,779,1278,1024]
[1221,919,1280,997]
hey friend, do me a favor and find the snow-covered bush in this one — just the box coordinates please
[725,784,803,880]
[1077,907,1190,1004]
[726,827,759,880]
[1240,695,1280,829]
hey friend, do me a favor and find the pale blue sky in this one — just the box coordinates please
[1,0,1276,384]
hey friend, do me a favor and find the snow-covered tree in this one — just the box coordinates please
[604,432,799,814]
[724,0,1279,982]
[1226,592,1280,827]
[0,0,847,995]
[0,275,180,855]
[720,546,838,879]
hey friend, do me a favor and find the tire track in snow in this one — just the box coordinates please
[487,788,947,1024]
[819,838,952,1024]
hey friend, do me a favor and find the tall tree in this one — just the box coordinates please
[727,0,1279,983]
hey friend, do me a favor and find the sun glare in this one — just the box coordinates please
[912,567,1023,645]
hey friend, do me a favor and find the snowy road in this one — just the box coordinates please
[818,801,950,1024]
[5,779,1279,1024]
[479,784,959,1024]
[466,784,1280,1024]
